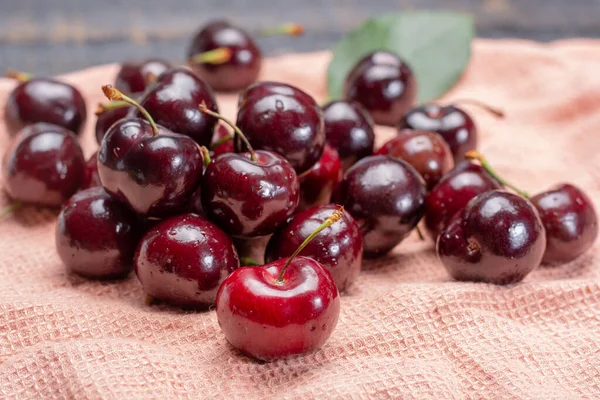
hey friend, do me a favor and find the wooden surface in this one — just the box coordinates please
[1,0,599,75]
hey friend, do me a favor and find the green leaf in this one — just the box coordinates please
[327,11,475,103]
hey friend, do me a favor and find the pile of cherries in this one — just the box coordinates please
[2,20,597,362]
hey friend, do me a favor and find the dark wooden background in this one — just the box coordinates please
[1,0,599,75]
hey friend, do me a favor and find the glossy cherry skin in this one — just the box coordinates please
[114,58,172,96]
[97,118,204,218]
[138,68,218,147]
[266,205,363,293]
[236,81,325,173]
[424,162,503,240]
[3,123,84,206]
[56,187,141,279]
[332,155,426,257]
[80,152,102,190]
[400,104,476,162]
[5,78,87,136]
[298,144,342,211]
[210,124,234,158]
[188,20,261,91]
[344,52,417,127]
[344,51,402,94]
[202,150,300,238]
[216,256,340,361]
[135,213,240,309]
[95,105,132,145]
[437,191,546,284]
[376,129,454,190]
[322,100,375,170]
[530,184,598,264]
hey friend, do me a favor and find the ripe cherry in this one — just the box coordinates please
[114,58,172,96]
[298,144,342,211]
[81,152,102,190]
[209,124,234,158]
[94,101,132,144]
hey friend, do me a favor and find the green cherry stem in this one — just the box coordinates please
[95,100,129,116]
[416,225,425,241]
[5,69,33,82]
[188,47,233,65]
[465,150,530,198]
[258,23,304,37]
[453,99,505,118]
[241,257,262,266]
[101,85,159,136]
[0,201,23,220]
[210,134,233,150]
[198,101,258,162]
[198,145,212,167]
[276,206,344,283]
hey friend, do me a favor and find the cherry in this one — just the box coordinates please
[209,124,234,158]
[114,58,172,96]
[376,129,454,190]
[97,86,204,218]
[266,204,363,292]
[3,122,84,207]
[530,184,598,264]
[216,208,342,361]
[437,190,546,284]
[332,155,426,257]
[81,151,102,190]
[343,51,417,127]
[4,73,87,136]
[236,81,325,173]
[56,187,141,280]
[137,68,218,147]
[424,161,503,240]
[94,102,133,144]
[322,100,375,170]
[135,213,239,309]
[199,104,299,237]
[298,144,342,211]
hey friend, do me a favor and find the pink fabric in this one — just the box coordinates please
[1,39,599,399]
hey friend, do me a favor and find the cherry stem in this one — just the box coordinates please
[0,201,23,219]
[210,134,233,150]
[241,257,262,266]
[258,23,304,37]
[198,146,211,167]
[276,206,344,283]
[188,47,233,65]
[465,150,530,198]
[452,99,505,118]
[198,102,257,162]
[102,85,159,136]
[416,225,425,241]
[95,100,129,116]
[5,69,32,82]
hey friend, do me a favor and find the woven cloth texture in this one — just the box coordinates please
[0,39,599,399]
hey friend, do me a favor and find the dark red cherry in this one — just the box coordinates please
[97,118,204,218]
[3,123,84,206]
[56,187,141,279]
[5,77,87,136]
[344,51,417,127]
[236,81,325,173]
[80,152,102,190]
[114,58,172,96]
[95,104,133,144]
[137,68,218,147]
[322,100,375,170]
[209,124,234,158]
[266,204,363,292]
[202,150,299,237]
[333,155,426,257]
[424,162,503,240]
[530,184,598,264]
[298,144,342,211]
[375,129,454,190]
[187,20,261,91]
[438,191,546,284]
[135,213,240,309]
[400,104,476,162]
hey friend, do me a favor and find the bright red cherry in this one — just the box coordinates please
[344,51,417,127]
[137,68,218,147]
[80,152,102,190]
[322,100,375,170]
[4,74,87,136]
[298,144,342,211]
[333,155,426,257]
[114,58,172,96]
[135,213,240,309]
[216,208,342,361]
[236,81,325,173]
[438,191,546,284]
[3,123,84,206]
[56,187,141,280]
[266,204,363,292]
[94,102,132,144]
